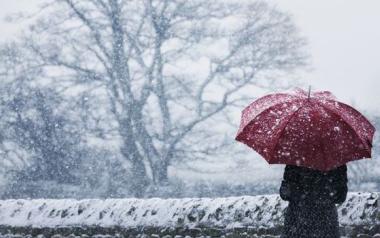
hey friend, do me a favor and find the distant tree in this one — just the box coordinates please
[9,0,308,196]
[0,43,138,198]
[0,85,83,198]
[0,44,82,198]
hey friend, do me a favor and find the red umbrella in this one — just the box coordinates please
[235,88,375,171]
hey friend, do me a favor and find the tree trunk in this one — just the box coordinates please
[153,161,169,185]
[120,142,149,198]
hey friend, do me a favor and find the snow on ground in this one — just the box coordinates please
[0,192,377,229]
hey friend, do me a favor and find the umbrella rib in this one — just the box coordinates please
[236,98,299,141]
[238,96,298,135]
[325,100,376,136]
[319,118,330,171]
[269,101,307,164]
[316,102,371,153]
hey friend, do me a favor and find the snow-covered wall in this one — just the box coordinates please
[0,192,378,237]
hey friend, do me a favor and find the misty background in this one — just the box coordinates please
[0,0,378,199]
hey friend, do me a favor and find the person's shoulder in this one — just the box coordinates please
[335,164,347,172]
[285,164,298,169]
[286,165,317,177]
[285,164,304,172]
[326,164,347,177]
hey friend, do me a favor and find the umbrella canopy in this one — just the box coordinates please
[235,89,375,171]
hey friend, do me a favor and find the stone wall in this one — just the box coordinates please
[0,192,378,237]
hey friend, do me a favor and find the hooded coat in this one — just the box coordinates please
[279,164,348,238]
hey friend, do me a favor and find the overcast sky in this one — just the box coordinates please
[1,0,379,115]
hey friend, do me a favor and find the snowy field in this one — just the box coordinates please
[0,192,378,237]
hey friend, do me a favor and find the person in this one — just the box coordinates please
[279,164,348,238]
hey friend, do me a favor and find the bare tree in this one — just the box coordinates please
[13,0,308,196]
[0,44,83,198]
[0,43,42,175]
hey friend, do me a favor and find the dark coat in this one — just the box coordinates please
[280,164,348,238]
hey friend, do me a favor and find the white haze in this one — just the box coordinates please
[0,0,378,186]
[1,0,379,115]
